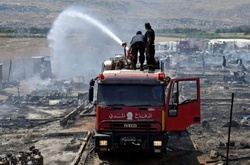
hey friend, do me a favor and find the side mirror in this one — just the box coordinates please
[89,86,94,102]
[89,79,95,86]
[169,109,177,117]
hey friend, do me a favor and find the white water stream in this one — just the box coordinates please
[48,8,124,80]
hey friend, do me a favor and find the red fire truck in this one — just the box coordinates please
[88,54,201,157]
[177,39,206,54]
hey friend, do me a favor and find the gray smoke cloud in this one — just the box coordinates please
[47,6,126,82]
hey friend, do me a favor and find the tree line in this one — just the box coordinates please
[0,26,50,37]
[1,25,250,37]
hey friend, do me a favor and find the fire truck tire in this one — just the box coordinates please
[97,151,106,159]
[155,152,164,159]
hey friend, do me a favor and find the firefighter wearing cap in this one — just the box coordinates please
[144,22,156,71]
[128,31,146,70]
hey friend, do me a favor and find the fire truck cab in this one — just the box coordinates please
[89,55,201,157]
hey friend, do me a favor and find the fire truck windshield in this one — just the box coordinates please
[97,84,165,106]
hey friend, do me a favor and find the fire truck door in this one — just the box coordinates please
[165,78,200,131]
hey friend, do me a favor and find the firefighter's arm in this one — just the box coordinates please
[146,36,151,47]
[146,36,151,48]
[145,36,151,55]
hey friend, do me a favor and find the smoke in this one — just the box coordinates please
[47,6,124,81]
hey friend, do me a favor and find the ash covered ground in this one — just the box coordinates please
[0,2,250,165]
[1,36,250,164]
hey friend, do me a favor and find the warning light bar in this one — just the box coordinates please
[158,72,165,80]
[99,73,105,79]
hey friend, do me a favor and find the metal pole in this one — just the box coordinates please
[0,63,3,91]
[23,58,26,80]
[8,59,12,82]
[226,93,234,165]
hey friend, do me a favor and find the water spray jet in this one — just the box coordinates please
[48,8,128,80]
[67,11,123,46]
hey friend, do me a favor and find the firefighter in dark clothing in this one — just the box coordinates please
[128,31,145,70]
[144,22,155,71]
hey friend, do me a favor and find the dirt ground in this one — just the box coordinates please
[0,37,91,164]
[1,1,250,164]
[1,37,250,165]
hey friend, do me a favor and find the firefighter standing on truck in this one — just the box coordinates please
[128,31,145,71]
[144,22,156,71]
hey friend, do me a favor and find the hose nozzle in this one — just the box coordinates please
[121,41,127,47]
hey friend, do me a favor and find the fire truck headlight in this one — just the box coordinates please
[153,140,162,147]
[99,140,108,146]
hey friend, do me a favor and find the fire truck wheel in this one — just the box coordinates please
[97,151,106,159]
[155,152,164,159]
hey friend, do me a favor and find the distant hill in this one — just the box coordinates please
[0,0,250,31]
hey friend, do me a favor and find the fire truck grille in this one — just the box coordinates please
[99,121,161,132]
